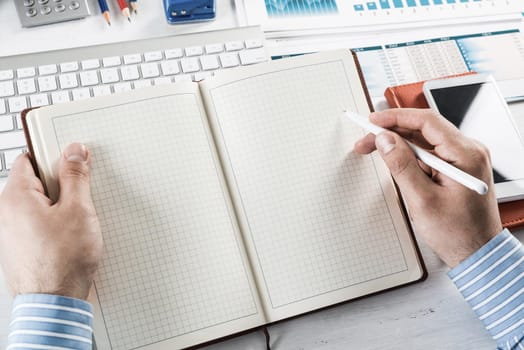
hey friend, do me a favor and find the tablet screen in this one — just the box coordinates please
[430,82,524,184]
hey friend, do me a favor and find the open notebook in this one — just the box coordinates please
[23,50,425,350]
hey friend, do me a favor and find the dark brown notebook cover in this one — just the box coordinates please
[384,75,524,230]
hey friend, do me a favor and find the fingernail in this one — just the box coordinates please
[64,143,88,162]
[376,133,396,155]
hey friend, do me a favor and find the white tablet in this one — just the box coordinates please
[423,74,524,203]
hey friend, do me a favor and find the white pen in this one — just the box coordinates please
[344,111,489,195]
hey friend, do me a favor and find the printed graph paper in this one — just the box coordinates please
[209,60,408,308]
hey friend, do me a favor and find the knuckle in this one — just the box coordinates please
[475,142,491,163]
[63,163,90,179]
[388,155,414,178]
[467,139,492,167]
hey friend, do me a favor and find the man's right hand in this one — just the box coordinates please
[354,108,503,268]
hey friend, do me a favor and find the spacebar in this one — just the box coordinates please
[0,131,26,150]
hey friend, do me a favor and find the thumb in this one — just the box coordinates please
[57,143,92,205]
[375,132,435,198]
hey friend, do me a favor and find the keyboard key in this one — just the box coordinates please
[121,65,140,81]
[59,73,79,89]
[0,116,14,132]
[160,61,180,76]
[194,71,212,82]
[140,63,160,78]
[219,53,240,68]
[51,91,71,104]
[80,70,99,86]
[185,46,204,57]
[153,77,172,86]
[200,55,220,71]
[81,59,100,70]
[0,81,15,97]
[29,93,49,107]
[15,115,22,129]
[103,56,121,67]
[72,88,91,100]
[225,41,244,51]
[38,64,57,75]
[144,51,163,62]
[165,48,183,59]
[17,67,36,78]
[92,85,112,96]
[100,68,119,84]
[124,54,142,65]
[174,74,192,83]
[17,78,37,95]
[245,39,263,49]
[0,130,25,150]
[0,70,14,81]
[8,96,27,113]
[113,82,132,93]
[60,61,79,72]
[133,79,151,89]
[4,149,24,169]
[180,58,200,73]
[205,43,223,54]
[0,99,6,115]
[38,76,58,92]
[239,48,267,65]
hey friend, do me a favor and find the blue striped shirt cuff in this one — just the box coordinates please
[448,229,524,350]
[8,294,93,350]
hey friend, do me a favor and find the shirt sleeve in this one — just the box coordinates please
[448,229,524,350]
[8,293,93,350]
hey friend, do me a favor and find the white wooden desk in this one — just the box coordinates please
[0,1,522,348]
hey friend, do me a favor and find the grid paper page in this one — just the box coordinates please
[51,94,258,350]
[209,60,408,308]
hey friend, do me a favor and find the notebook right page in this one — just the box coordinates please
[201,50,424,321]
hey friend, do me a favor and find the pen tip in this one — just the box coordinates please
[127,17,131,22]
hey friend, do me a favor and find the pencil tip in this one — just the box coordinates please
[108,21,111,26]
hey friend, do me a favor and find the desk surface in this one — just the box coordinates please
[0,1,522,349]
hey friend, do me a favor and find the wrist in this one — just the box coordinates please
[13,275,94,301]
[440,222,503,268]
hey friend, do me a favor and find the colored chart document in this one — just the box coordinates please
[239,0,522,36]
[265,0,339,17]
[353,30,524,110]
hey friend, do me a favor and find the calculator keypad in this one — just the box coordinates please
[15,0,90,27]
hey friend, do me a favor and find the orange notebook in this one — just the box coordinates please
[384,76,524,230]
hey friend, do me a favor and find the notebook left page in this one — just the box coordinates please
[24,84,265,350]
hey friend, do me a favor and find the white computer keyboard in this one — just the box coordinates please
[0,26,267,180]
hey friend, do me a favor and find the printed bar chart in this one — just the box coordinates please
[342,0,505,13]
[265,0,338,17]
[244,0,523,35]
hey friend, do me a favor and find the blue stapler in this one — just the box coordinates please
[163,0,216,24]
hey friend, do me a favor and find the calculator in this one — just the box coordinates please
[15,0,91,28]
